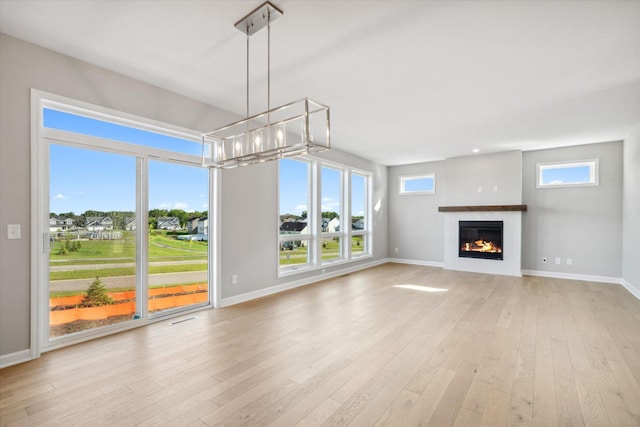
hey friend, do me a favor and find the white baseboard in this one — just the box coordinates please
[388,258,444,268]
[621,278,640,300]
[0,349,33,369]
[520,269,622,285]
[219,258,389,307]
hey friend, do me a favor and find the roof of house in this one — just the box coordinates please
[279,221,307,232]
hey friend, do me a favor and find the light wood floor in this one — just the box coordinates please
[2,264,640,426]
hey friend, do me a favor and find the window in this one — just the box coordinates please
[400,173,435,194]
[279,158,311,269]
[278,158,372,275]
[351,172,369,257]
[537,159,598,188]
[321,166,343,263]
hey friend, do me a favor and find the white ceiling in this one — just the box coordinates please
[1,0,639,166]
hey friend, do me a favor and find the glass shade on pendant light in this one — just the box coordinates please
[202,98,330,169]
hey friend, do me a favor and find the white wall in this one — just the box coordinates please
[521,141,623,278]
[622,126,640,295]
[441,151,523,206]
[388,151,522,263]
[0,34,388,359]
[220,149,388,300]
[389,145,626,283]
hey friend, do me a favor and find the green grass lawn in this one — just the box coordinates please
[279,237,365,266]
[50,231,207,264]
[49,262,207,281]
[50,231,208,280]
[50,231,365,275]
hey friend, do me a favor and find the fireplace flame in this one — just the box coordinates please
[461,239,502,253]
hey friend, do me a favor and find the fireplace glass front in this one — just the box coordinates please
[459,220,503,260]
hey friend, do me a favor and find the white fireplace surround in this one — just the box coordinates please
[443,211,523,277]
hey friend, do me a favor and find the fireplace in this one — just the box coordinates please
[459,220,503,260]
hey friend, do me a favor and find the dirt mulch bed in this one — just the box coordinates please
[49,314,132,337]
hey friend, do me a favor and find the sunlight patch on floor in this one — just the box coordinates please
[393,284,448,293]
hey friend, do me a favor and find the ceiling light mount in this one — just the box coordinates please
[234,1,283,36]
[202,1,330,169]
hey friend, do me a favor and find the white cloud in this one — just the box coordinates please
[294,204,307,212]
[157,201,189,210]
[54,194,68,200]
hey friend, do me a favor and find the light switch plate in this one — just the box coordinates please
[7,224,21,240]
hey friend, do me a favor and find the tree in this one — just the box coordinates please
[80,277,114,307]
[322,211,339,220]
[300,210,307,219]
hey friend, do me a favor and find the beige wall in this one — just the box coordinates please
[623,126,640,294]
[521,141,623,277]
[0,33,388,359]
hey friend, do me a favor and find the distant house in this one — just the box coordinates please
[125,217,136,231]
[280,221,308,234]
[187,218,200,234]
[352,218,365,230]
[157,217,180,230]
[49,217,74,233]
[86,216,113,232]
[320,218,329,231]
[328,217,340,232]
[197,218,208,235]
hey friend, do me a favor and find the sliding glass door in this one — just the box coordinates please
[48,144,138,338]
[148,161,209,317]
[36,91,213,349]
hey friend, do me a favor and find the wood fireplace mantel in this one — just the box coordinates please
[438,204,527,212]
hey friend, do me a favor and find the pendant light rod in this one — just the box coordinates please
[202,1,330,169]
[246,33,250,118]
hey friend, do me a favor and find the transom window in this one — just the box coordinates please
[536,159,598,188]
[400,173,435,194]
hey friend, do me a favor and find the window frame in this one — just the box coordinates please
[536,159,599,189]
[31,89,218,356]
[277,157,373,277]
[399,173,436,195]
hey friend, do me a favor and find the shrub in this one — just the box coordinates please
[81,277,114,307]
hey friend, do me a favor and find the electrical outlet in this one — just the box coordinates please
[493,185,498,192]
[477,186,483,193]
[231,274,238,285]
[542,257,547,263]
[555,258,561,265]
[567,258,572,265]
[394,248,398,253]
[7,224,21,240]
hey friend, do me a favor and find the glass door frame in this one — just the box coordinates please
[31,90,219,355]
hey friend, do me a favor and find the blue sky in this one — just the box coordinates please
[279,159,365,217]
[46,108,362,217]
[47,109,207,214]
[540,164,591,185]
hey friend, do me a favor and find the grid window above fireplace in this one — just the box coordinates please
[458,220,504,260]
